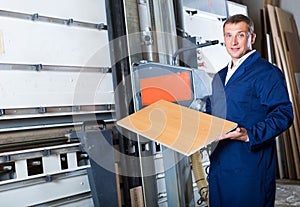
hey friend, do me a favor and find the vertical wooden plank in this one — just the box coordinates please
[262,7,275,63]
[277,134,289,178]
[282,130,296,179]
[115,163,123,207]
[130,186,144,207]
[266,5,282,68]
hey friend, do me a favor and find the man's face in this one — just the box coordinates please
[223,22,256,63]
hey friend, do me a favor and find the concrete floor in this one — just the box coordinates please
[194,179,300,207]
[275,180,300,206]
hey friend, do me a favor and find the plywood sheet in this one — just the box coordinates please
[275,7,294,33]
[117,100,237,156]
[285,32,300,73]
[263,0,279,7]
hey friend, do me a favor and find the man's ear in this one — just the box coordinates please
[251,33,256,44]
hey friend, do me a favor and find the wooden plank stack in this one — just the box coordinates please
[262,4,300,180]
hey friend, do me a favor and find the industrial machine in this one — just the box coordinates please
[0,0,246,206]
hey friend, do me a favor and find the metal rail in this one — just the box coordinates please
[0,63,111,73]
[0,104,115,120]
[0,9,107,30]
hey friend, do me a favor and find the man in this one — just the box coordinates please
[206,14,294,207]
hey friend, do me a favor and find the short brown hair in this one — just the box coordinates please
[223,14,254,34]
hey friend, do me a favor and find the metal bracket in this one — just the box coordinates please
[73,106,81,112]
[3,155,11,162]
[35,64,43,71]
[141,29,153,46]
[45,175,53,182]
[96,23,105,30]
[106,104,112,111]
[65,18,74,25]
[0,109,5,116]
[31,13,39,21]
[43,149,52,156]
[39,107,47,113]
[217,17,227,22]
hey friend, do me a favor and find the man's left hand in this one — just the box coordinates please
[218,127,249,142]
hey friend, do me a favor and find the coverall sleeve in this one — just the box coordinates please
[247,68,294,150]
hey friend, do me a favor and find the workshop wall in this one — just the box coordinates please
[0,1,114,206]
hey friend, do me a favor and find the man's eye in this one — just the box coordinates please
[238,33,245,38]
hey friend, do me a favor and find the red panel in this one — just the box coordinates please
[140,71,192,105]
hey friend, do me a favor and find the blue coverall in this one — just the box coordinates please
[206,51,294,207]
